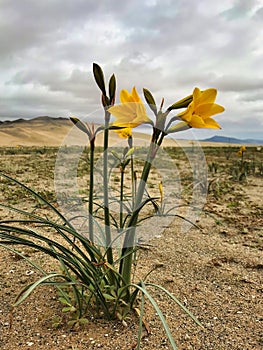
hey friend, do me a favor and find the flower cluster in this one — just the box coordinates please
[108,86,225,138]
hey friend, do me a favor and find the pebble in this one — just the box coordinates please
[26,342,34,346]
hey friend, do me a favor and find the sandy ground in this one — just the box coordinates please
[0,145,262,349]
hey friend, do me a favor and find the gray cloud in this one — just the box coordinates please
[0,0,262,138]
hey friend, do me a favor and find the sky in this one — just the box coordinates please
[0,0,263,140]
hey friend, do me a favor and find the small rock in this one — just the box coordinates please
[26,342,34,346]
[240,228,249,234]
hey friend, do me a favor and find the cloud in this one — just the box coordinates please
[0,0,262,139]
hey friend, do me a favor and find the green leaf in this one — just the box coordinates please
[70,117,90,136]
[135,292,145,350]
[0,173,76,229]
[117,286,128,298]
[166,121,190,134]
[93,63,106,96]
[14,273,62,306]
[143,88,157,116]
[59,297,71,306]
[78,318,89,325]
[68,319,78,327]
[167,94,193,111]
[146,282,203,328]
[110,150,121,160]
[123,159,131,168]
[103,293,116,301]
[126,147,135,158]
[132,282,178,350]
[62,306,76,313]
[109,74,116,103]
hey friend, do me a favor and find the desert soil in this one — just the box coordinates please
[0,146,262,350]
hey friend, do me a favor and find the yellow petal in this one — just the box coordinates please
[111,87,151,129]
[108,104,135,119]
[195,103,225,118]
[189,115,206,128]
[114,127,132,138]
[193,87,201,101]
[177,106,193,122]
[136,103,151,123]
[120,89,133,103]
[131,87,141,103]
[203,118,221,129]
[197,88,217,105]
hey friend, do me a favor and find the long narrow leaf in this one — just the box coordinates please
[14,273,67,306]
[131,283,178,350]
[0,243,46,275]
[135,291,145,350]
[0,173,74,228]
[146,283,203,327]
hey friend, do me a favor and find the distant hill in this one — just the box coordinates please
[1,116,262,147]
[202,135,263,145]
[0,116,72,147]
[0,116,154,147]
[0,116,68,125]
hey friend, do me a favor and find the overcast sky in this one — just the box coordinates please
[0,0,262,139]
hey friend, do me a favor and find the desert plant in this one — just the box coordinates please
[0,64,225,349]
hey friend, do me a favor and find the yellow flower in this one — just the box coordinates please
[237,146,246,156]
[113,127,132,139]
[177,87,225,129]
[241,146,246,152]
[108,87,151,128]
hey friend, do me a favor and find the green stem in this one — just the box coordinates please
[129,136,135,208]
[103,112,113,264]
[120,167,124,229]
[120,137,159,286]
[89,139,95,242]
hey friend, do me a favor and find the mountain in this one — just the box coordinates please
[1,116,262,147]
[0,116,73,147]
[0,116,153,147]
[202,135,263,145]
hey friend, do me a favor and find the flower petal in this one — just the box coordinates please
[203,118,221,129]
[131,87,142,103]
[120,89,133,103]
[196,88,217,105]
[189,115,206,128]
[177,105,193,122]
[108,104,135,119]
[111,87,151,129]
[114,127,132,138]
[195,103,225,118]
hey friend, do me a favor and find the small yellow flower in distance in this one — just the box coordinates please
[108,87,151,128]
[237,145,246,156]
[241,146,246,152]
[113,127,132,139]
[177,87,224,129]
